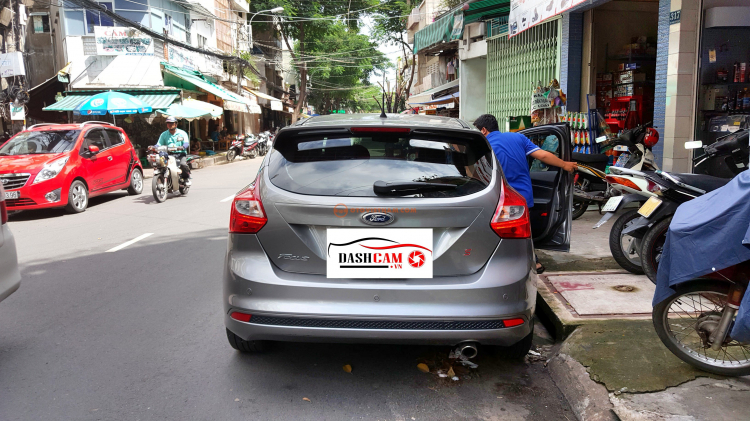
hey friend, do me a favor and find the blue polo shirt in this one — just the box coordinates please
[486,131,540,208]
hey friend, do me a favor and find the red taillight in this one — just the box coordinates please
[503,318,525,327]
[605,175,642,191]
[349,127,412,134]
[491,181,531,238]
[230,312,252,322]
[1,198,7,225]
[647,180,664,194]
[229,177,267,234]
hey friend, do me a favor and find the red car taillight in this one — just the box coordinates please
[229,177,267,234]
[491,181,531,238]
[605,175,642,191]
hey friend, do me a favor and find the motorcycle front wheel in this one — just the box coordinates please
[152,174,168,203]
[608,209,644,274]
[653,281,750,376]
[641,216,672,284]
[226,149,237,162]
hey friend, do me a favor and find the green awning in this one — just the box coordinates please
[43,90,179,112]
[414,11,459,54]
[162,64,250,108]
[463,0,510,25]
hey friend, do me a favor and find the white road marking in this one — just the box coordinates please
[106,233,154,252]
[220,195,235,202]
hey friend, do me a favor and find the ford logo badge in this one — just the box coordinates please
[361,212,395,226]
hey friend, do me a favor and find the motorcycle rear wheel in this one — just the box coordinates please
[572,200,589,220]
[152,175,168,203]
[249,149,258,159]
[653,281,750,376]
[641,216,672,284]
[609,209,644,274]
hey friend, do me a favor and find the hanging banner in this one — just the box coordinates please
[0,52,25,77]
[200,54,224,76]
[94,26,154,55]
[270,100,283,111]
[509,0,585,37]
[168,45,198,71]
[10,104,24,120]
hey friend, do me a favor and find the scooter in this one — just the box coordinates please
[573,123,660,220]
[147,145,194,203]
[226,134,259,162]
[609,129,749,282]
[257,131,272,156]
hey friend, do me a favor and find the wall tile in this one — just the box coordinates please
[665,95,693,117]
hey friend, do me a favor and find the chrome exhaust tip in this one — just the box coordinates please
[456,342,479,359]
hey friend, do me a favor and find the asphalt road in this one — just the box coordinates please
[0,158,572,421]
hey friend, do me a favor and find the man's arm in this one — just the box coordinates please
[529,149,577,173]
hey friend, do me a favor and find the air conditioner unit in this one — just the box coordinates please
[466,22,486,40]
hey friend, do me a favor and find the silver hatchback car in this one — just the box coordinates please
[223,114,571,354]
[0,183,21,303]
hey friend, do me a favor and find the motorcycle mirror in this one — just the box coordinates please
[685,140,703,149]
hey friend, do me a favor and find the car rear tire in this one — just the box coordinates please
[609,209,644,275]
[65,180,88,213]
[498,325,534,360]
[127,168,143,195]
[226,328,267,353]
[641,216,672,285]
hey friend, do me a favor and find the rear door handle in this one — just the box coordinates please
[108,156,113,161]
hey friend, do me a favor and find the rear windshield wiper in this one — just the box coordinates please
[373,180,458,196]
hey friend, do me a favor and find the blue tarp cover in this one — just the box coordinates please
[654,171,750,342]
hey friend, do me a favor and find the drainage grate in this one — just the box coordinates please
[249,316,507,330]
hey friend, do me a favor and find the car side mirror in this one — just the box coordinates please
[88,145,100,154]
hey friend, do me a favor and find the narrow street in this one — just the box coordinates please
[0,159,571,421]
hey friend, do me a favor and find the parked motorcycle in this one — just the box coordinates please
[652,170,750,376]
[627,130,748,282]
[226,134,259,162]
[257,131,273,156]
[147,145,194,202]
[573,123,660,220]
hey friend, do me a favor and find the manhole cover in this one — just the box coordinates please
[612,285,637,292]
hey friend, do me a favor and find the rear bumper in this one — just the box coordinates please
[0,225,21,303]
[223,235,537,346]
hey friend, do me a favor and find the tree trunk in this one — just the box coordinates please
[283,23,306,123]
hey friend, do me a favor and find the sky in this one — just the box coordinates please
[360,15,403,88]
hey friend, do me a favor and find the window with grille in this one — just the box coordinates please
[486,18,560,132]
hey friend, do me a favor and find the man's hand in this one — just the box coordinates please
[562,161,577,173]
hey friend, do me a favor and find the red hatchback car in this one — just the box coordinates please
[0,122,144,213]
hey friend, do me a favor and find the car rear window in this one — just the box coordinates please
[268,133,494,197]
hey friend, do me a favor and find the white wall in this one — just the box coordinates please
[458,56,486,124]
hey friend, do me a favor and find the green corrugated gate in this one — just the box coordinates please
[486,18,561,131]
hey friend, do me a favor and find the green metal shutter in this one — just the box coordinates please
[486,19,561,131]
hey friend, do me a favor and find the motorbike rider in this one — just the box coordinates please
[157,116,192,186]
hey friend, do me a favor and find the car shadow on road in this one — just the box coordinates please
[7,192,134,221]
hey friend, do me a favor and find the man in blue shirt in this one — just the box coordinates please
[473,114,576,271]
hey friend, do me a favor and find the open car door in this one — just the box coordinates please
[519,123,573,251]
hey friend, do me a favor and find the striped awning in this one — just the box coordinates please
[43,91,179,112]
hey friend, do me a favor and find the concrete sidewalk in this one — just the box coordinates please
[538,209,750,421]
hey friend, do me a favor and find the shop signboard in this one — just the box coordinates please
[509,0,586,37]
[271,101,283,111]
[94,26,153,56]
[9,103,24,120]
[530,91,551,112]
[168,45,198,71]
[200,54,224,76]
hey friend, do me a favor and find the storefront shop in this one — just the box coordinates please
[693,1,750,176]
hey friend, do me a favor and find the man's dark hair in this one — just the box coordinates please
[473,114,499,133]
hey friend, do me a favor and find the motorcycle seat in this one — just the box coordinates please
[673,173,730,192]
[572,152,609,164]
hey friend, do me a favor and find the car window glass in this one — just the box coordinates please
[270,134,493,198]
[104,129,124,146]
[525,133,561,172]
[82,129,109,151]
[0,130,80,155]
